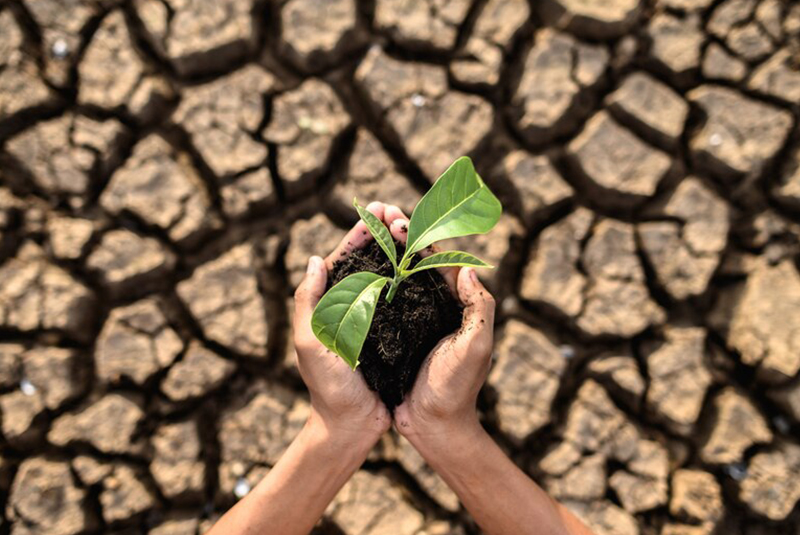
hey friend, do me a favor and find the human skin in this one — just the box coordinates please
[208,202,593,535]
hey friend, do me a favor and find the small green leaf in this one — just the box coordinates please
[405,251,493,275]
[354,199,397,270]
[406,157,502,255]
[311,272,390,370]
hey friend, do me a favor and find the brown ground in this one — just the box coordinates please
[1,0,800,534]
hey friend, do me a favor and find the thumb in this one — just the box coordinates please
[294,256,327,329]
[389,218,409,245]
[453,268,495,366]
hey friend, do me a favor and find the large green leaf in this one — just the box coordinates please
[311,272,390,370]
[354,199,397,270]
[406,156,502,255]
[405,251,493,275]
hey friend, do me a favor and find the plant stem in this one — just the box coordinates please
[386,249,416,303]
[385,278,399,303]
[386,253,410,304]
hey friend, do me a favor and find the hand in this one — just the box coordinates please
[293,202,393,445]
[211,204,395,535]
[381,205,496,442]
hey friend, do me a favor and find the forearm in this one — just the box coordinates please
[407,420,593,535]
[208,412,377,535]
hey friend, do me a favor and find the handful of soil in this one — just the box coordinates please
[329,241,463,410]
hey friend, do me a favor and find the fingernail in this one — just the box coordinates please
[468,268,478,284]
[393,219,408,233]
[307,256,321,274]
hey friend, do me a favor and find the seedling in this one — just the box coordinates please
[311,156,502,370]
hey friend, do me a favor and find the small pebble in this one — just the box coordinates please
[68,196,85,210]
[51,38,69,59]
[411,93,426,107]
[20,378,36,396]
[773,415,790,434]
[234,477,251,499]
[500,296,517,315]
[725,462,747,481]
[297,116,313,129]
[559,345,575,360]
[709,133,723,146]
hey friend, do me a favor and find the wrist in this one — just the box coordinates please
[405,417,493,489]
[242,406,381,534]
[305,408,384,456]
[397,407,486,457]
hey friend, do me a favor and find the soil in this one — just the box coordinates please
[329,240,463,410]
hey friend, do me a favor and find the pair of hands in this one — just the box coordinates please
[293,201,496,449]
[213,201,590,535]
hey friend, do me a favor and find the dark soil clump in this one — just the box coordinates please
[329,241,463,410]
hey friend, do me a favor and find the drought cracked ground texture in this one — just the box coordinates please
[0,0,800,533]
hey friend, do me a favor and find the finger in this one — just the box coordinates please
[324,201,386,270]
[389,217,409,244]
[293,256,327,341]
[453,267,495,365]
[384,204,409,225]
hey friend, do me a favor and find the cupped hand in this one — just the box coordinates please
[293,202,393,443]
[382,205,496,441]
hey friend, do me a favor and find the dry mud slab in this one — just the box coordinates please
[1,0,800,533]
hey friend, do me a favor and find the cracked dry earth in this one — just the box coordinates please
[1,0,800,533]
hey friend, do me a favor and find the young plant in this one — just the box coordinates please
[310,156,502,370]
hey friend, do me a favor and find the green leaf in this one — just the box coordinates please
[311,272,390,370]
[405,251,493,275]
[406,157,502,255]
[354,199,397,270]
